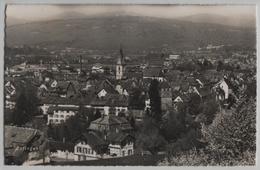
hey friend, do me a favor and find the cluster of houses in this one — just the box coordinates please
[4,47,255,164]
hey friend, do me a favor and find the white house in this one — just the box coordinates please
[97,89,108,98]
[49,141,74,161]
[47,106,78,125]
[107,133,134,157]
[74,132,107,161]
[213,79,229,100]
[174,96,183,103]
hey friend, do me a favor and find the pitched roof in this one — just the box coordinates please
[107,132,134,144]
[95,79,117,95]
[47,106,78,114]
[143,67,163,78]
[4,126,38,148]
[90,115,129,125]
[90,94,128,107]
[78,131,107,148]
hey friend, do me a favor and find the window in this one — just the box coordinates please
[77,147,82,153]
[128,149,132,155]
[83,148,87,154]
[87,148,90,154]
[122,151,125,157]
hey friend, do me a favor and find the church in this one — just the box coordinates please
[116,46,125,80]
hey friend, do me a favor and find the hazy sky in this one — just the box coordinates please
[6,5,255,21]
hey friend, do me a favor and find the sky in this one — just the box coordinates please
[6,5,256,21]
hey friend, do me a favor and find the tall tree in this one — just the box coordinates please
[12,92,32,126]
[12,82,39,126]
[148,79,162,121]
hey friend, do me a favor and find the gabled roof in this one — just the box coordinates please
[143,67,163,78]
[4,126,38,148]
[107,132,134,144]
[47,106,78,114]
[77,131,107,149]
[90,94,128,107]
[95,79,117,95]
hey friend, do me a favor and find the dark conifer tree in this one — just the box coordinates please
[148,79,162,122]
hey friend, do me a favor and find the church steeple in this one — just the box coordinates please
[116,44,125,80]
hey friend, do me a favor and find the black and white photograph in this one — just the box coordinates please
[1,2,257,166]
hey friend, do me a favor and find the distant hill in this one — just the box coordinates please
[179,13,256,28]
[5,15,256,51]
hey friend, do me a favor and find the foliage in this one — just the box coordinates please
[161,110,186,141]
[48,108,95,142]
[136,116,167,154]
[12,82,40,126]
[201,97,256,165]
[165,128,203,155]
[187,93,202,115]
[161,97,256,166]
[129,88,145,110]
[198,96,219,125]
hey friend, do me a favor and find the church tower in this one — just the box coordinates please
[116,45,125,80]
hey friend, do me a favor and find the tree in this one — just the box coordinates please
[217,60,224,71]
[129,88,145,110]
[12,92,32,126]
[199,96,219,125]
[129,116,136,130]
[148,79,162,122]
[160,97,256,166]
[94,109,102,120]
[201,97,256,165]
[136,117,167,154]
[12,82,40,126]
[187,93,201,115]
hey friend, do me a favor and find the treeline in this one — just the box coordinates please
[158,83,256,165]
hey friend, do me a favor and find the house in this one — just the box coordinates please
[50,80,58,88]
[115,84,129,96]
[213,79,229,100]
[4,126,49,165]
[95,79,118,98]
[74,132,107,161]
[39,96,83,115]
[88,115,132,133]
[5,81,16,97]
[168,54,180,60]
[47,106,78,125]
[107,132,135,157]
[92,64,104,73]
[143,67,164,82]
[174,96,183,103]
[90,94,128,116]
[49,141,74,161]
[4,81,16,109]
